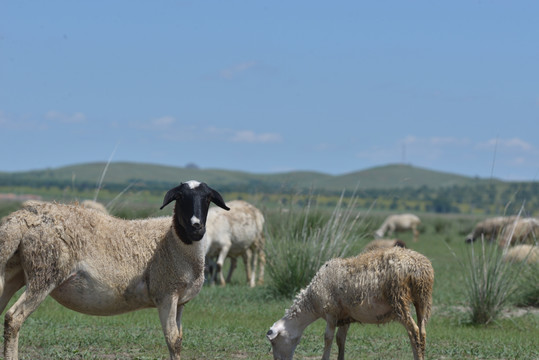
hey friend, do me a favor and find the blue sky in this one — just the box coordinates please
[1,1,538,181]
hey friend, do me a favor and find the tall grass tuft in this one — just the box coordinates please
[265,190,366,298]
[462,237,519,324]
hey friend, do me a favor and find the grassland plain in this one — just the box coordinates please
[0,206,538,359]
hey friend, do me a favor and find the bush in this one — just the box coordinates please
[265,192,365,298]
[461,238,520,324]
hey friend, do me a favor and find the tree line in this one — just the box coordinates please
[1,175,538,216]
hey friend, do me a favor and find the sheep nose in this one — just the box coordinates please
[190,215,201,229]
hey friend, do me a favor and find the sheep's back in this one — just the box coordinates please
[17,202,170,271]
[304,248,433,319]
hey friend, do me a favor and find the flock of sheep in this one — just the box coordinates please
[0,182,537,360]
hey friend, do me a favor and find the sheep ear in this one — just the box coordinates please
[210,188,230,211]
[160,185,182,210]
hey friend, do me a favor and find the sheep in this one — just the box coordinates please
[204,200,265,287]
[464,216,518,243]
[502,244,539,265]
[375,213,421,242]
[80,199,109,214]
[0,180,229,360]
[20,199,46,208]
[498,217,539,248]
[361,238,406,253]
[266,247,434,360]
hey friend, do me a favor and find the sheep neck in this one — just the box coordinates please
[284,288,319,328]
[172,215,192,245]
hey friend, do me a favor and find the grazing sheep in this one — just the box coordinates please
[81,199,109,214]
[266,247,434,360]
[362,238,406,253]
[204,200,265,287]
[498,217,539,248]
[375,213,421,242]
[464,216,518,243]
[502,244,539,265]
[0,180,229,360]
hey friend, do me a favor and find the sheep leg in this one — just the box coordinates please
[158,296,182,360]
[0,269,25,314]
[336,323,349,360]
[249,247,258,288]
[257,245,266,285]
[242,249,254,287]
[414,302,428,360]
[322,320,336,360]
[4,287,51,360]
[225,257,237,283]
[400,311,422,360]
[216,245,231,286]
[412,225,419,242]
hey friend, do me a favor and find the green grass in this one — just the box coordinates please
[1,211,538,359]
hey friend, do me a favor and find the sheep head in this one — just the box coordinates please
[161,180,229,244]
[266,319,302,360]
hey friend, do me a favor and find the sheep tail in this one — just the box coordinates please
[410,265,435,322]
[0,216,25,296]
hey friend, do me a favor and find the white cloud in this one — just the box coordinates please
[150,116,176,128]
[130,116,177,131]
[230,130,282,143]
[478,137,534,151]
[45,111,86,123]
[219,61,256,79]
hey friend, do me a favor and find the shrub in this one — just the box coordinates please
[461,238,520,324]
[265,191,365,298]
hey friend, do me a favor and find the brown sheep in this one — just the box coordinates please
[0,181,229,360]
[266,247,434,360]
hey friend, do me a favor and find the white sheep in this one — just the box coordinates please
[502,244,539,264]
[498,217,539,248]
[375,213,421,242]
[464,216,518,243]
[204,200,265,287]
[0,180,229,360]
[80,199,109,214]
[267,246,434,360]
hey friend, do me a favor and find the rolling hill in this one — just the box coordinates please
[0,162,496,194]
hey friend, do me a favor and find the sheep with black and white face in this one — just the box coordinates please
[0,180,229,360]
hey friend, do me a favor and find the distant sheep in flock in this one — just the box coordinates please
[204,200,265,287]
[267,247,434,360]
[21,199,108,214]
[502,244,539,265]
[0,180,229,360]
[375,213,421,242]
[362,238,406,253]
[80,199,109,214]
[464,216,518,243]
[497,217,539,248]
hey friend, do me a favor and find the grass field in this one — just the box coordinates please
[1,206,538,359]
